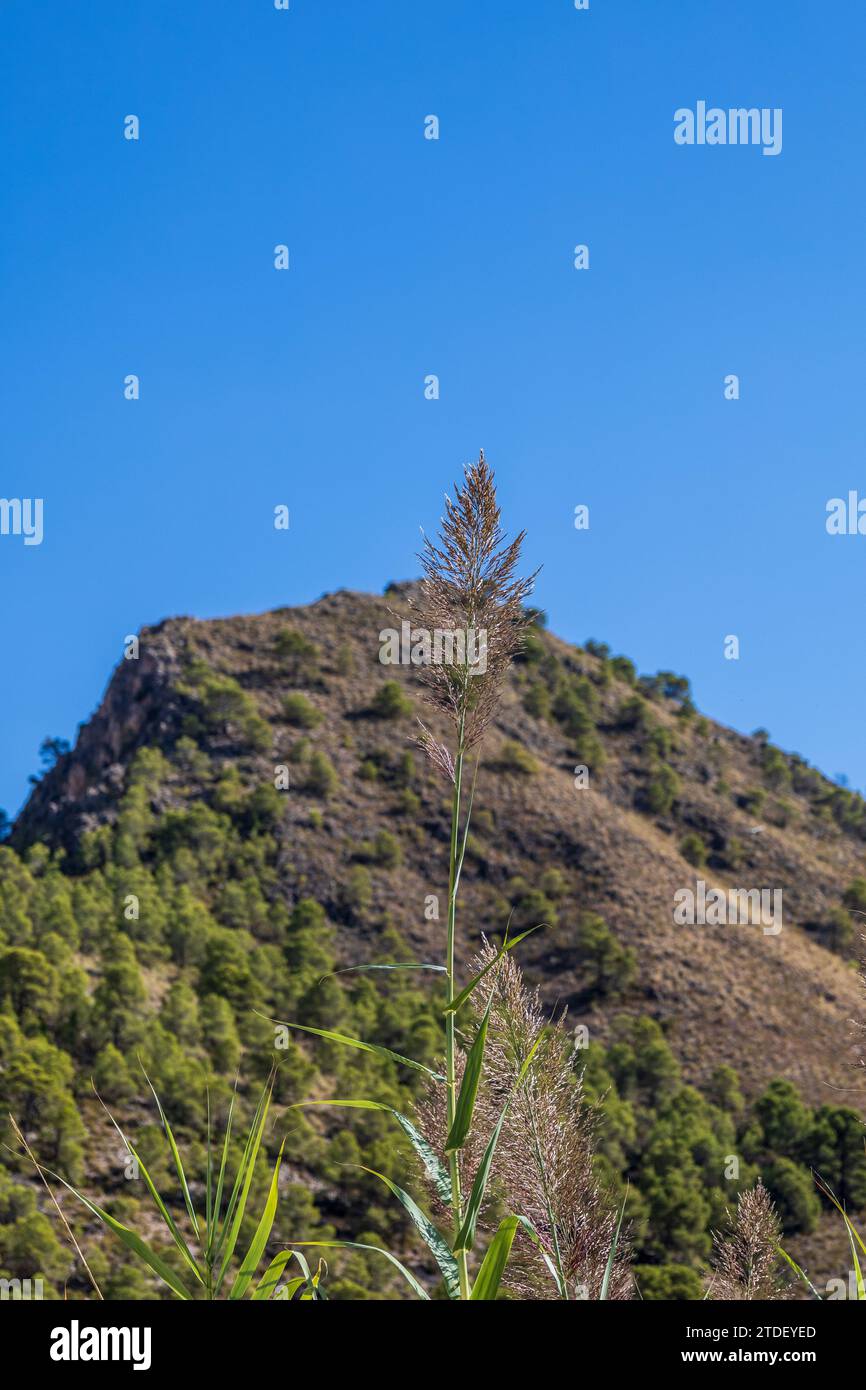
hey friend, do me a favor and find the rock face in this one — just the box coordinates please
[14,622,188,853]
[13,586,866,1109]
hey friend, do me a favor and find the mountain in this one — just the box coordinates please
[2,584,865,1299]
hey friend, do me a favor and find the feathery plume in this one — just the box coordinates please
[471,945,632,1299]
[414,943,632,1299]
[707,1181,789,1301]
[411,451,538,761]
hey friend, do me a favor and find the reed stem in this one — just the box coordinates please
[445,716,470,1299]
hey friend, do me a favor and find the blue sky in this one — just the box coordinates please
[1,0,865,818]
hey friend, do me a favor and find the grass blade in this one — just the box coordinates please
[600,1191,627,1300]
[215,1079,273,1292]
[287,1240,430,1300]
[206,1088,212,1247]
[289,1099,451,1205]
[92,1087,203,1286]
[210,1076,238,1256]
[453,1036,542,1254]
[256,1015,445,1082]
[470,1215,520,1300]
[453,1110,506,1254]
[318,963,446,982]
[778,1246,823,1299]
[252,1250,293,1300]
[512,1213,568,1297]
[845,1218,865,1300]
[815,1175,866,1258]
[229,1138,285,1300]
[139,1062,200,1240]
[37,1164,191,1300]
[445,995,491,1152]
[214,1077,270,1262]
[8,1115,104,1300]
[359,1166,460,1299]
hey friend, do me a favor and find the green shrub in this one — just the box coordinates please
[494,740,538,775]
[610,655,637,686]
[679,833,707,868]
[336,643,355,675]
[370,681,412,719]
[634,1264,704,1300]
[764,798,793,828]
[507,878,558,931]
[706,1065,744,1116]
[642,763,680,816]
[762,1158,821,1234]
[283,693,323,728]
[754,1080,813,1155]
[842,877,866,914]
[523,681,551,719]
[539,867,567,899]
[179,664,271,751]
[617,695,650,730]
[519,631,546,665]
[741,788,766,817]
[553,676,600,728]
[574,912,636,996]
[760,745,791,790]
[354,830,403,869]
[397,789,421,816]
[305,750,338,798]
[343,865,373,920]
[275,627,320,682]
[646,723,674,759]
[723,836,745,871]
[825,907,854,954]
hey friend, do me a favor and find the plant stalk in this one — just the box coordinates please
[445,715,470,1299]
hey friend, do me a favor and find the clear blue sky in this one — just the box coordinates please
[2,1,865,818]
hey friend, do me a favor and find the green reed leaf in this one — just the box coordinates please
[359,1167,460,1299]
[36,1164,191,1300]
[257,1015,445,1081]
[445,994,491,1152]
[470,1216,520,1300]
[289,1099,451,1206]
[287,1240,430,1299]
[139,1062,200,1240]
[229,1138,285,1300]
[600,1191,627,1300]
[453,1036,542,1254]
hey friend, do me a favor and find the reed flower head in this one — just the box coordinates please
[470,944,632,1299]
[411,451,538,767]
[708,1181,789,1300]
[416,942,632,1300]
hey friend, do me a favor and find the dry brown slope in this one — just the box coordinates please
[16,585,866,1115]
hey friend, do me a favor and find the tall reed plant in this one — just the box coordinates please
[274,454,628,1299]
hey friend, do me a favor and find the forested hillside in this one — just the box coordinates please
[2,584,864,1298]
